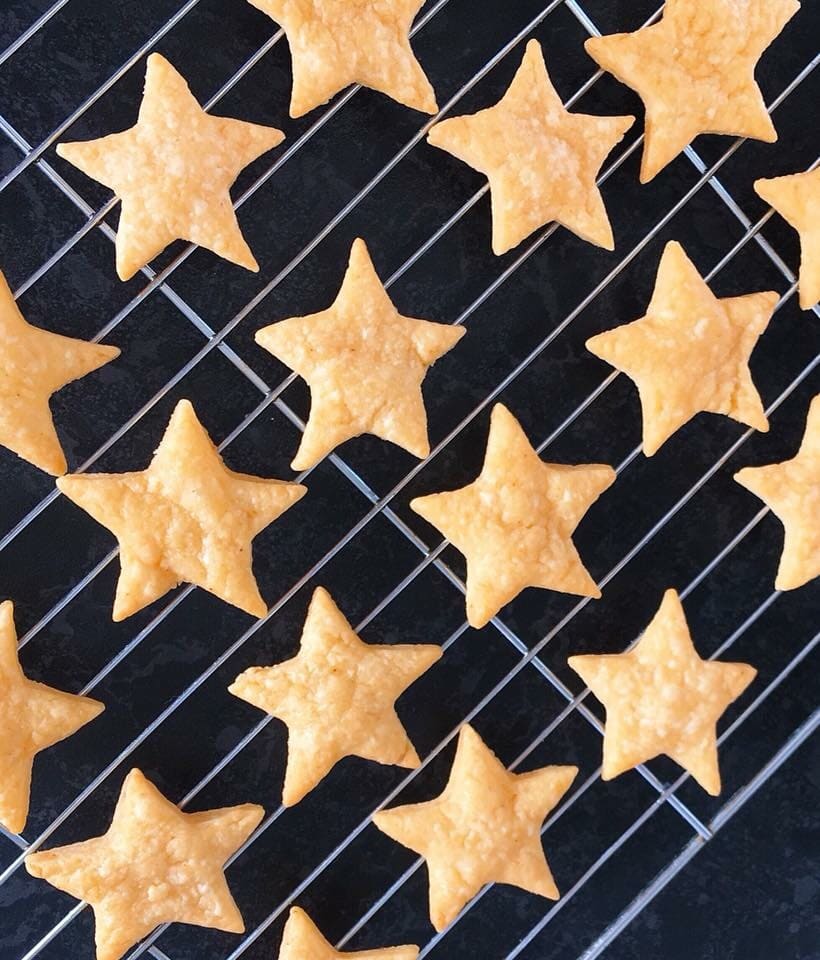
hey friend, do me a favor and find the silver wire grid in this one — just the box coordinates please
[0,0,818,958]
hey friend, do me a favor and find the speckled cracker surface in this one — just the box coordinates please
[230,586,440,806]
[0,270,119,475]
[586,241,776,455]
[735,394,820,590]
[57,399,305,621]
[755,167,820,309]
[278,906,419,959]
[248,0,437,117]
[569,590,756,795]
[256,238,464,470]
[410,404,615,629]
[585,0,800,182]
[0,601,103,834]
[427,40,634,254]
[25,769,263,960]
[373,725,577,931]
[57,53,283,280]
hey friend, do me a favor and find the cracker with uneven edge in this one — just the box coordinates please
[256,238,464,470]
[427,40,634,255]
[57,53,283,280]
[585,0,800,182]
[278,906,419,960]
[230,586,440,805]
[0,601,103,834]
[410,403,615,629]
[373,724,577,931]
[0,270,119,475]
[568,589,756,795]
[25,769,263,960]
[586,240,777,455]
[248,0,437,118]
[735,394,820,590]
[57,399,306,621]
[755,167,820,309]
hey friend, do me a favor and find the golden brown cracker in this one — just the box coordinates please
[278,906,418,959]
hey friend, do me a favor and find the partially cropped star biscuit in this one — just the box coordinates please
[230,586,440,805]
[57,399,306,621]
[249,0,437,117]
[0,271,119,475]
[278,907,418,960]
[586,241,777,455]
[585,0,799,182]
[735,394,820,590]
[0,601,103,834]
[427,40,634,254]
[569,590,756,795]
[755,167,820,309]
[410,404,615,628]
[373,724,577,931]
[256,238,464,470]
[26,768,263,960]
[57,53,284,280]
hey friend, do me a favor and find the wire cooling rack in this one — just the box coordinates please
[0,0,817,958]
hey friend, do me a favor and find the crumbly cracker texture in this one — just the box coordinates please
[230,586,440,805]
[25,769,263,960]
[568,589,756,795]
[755,167,820,309]
[585,0,800,182]
[248,0,437,117]
[410,403,615,628]
[57,53,283,280]
[586,240,776,455]
[0,601,103,834]
[57,399,306,621]
[427,40,634,254]
[277,906,419,959]
[255,238,464,470]
[373,724,577,931]
[0,270,119,475]
[735,394,820,590]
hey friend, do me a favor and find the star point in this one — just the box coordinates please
[278,906,419,960]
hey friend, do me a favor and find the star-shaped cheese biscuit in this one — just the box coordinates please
[410,404,615,629]
[278,907,418,960]
[755,167,820,309]
[248,0,437,118]
[0,601,103,834]
[568,589,756,795]
[26,768,263,960]
[230,586,440,805]
[57,53,284,280]
[427,40,634,254]
[57,399,306,621]
[256,238,464,470]
[0,271,119,475]
[373,724,577,931]
[585,0,800,182]
[735,394,820,590]
[586,241,777,455]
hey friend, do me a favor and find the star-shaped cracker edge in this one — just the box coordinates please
[569,589,756,795]
[735,393,820,590]
[410,403,615,628]
[256,238,464,470]
[278,906,418,960]
[0,270,119,475]
[427,39,634,254]
[57,399,306,621]
[230,586,441,805]
[248,0,437,117]
[585,0,800,182]
[26,768,263,960]
[586,240,777,455]
[57,53,284,280]
[373,724,577,931]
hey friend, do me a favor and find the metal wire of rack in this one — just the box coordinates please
[0,0,817,958]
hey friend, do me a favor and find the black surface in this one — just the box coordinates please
[0,1,818,959]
